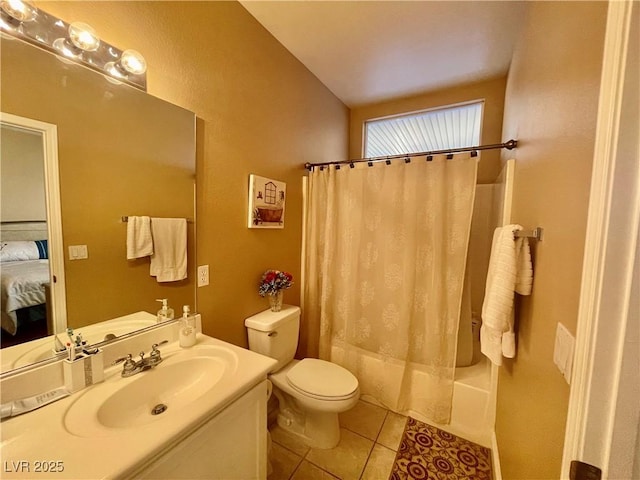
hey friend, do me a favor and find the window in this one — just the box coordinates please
[264,181,277,204]
[364,101,483,158]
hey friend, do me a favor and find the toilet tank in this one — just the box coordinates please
[244,305,300,372]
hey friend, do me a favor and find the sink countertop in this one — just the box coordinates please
[0,334,277,479]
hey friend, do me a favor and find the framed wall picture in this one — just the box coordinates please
[248,174,286,229]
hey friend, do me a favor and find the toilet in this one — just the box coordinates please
[245,305,360,449]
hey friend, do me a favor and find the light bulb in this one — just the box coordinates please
[104,61,125,79]
[120,49,146,75]
[0,0,36,22]
[52,37,80,58]
[68,21,99,52]
[0,16,14,31]
[103,72,123,85]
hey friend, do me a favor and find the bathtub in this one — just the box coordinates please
[346,342,495,448]
[444,357,494,446]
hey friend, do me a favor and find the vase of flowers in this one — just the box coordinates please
[259,269,293,312]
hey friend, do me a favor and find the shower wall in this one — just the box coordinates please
[469,185,501,313]
[456,182,501,367]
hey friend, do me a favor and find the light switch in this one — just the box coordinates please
[77,245,88,259]
[68,245,88,260]
[554,322,575,384]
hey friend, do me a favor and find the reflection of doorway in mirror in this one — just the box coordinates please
[0,113,67,349]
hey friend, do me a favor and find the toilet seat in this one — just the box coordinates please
[286,358,358,400]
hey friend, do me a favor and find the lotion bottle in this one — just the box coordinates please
[156,299,174,323]
[179,305,196,348]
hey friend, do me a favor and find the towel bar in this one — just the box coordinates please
[122,216,194,223]
[514,227,543,241]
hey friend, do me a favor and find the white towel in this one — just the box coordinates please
[126,216,153,259]
[480,224,533,365]
[149,218,187,282]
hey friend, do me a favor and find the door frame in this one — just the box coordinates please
[561,0,639,477]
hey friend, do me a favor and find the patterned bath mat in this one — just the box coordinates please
[389,417,492,480]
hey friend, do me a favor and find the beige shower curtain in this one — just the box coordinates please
[303,153,477,424]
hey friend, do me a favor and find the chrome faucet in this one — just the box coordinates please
[113,340,168,377]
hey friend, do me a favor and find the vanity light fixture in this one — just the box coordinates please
[0,2,147,90]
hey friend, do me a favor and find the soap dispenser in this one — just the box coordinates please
[179,305,196,348]
[156,299,174,323]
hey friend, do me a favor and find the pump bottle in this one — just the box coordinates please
[156,299,175,323]
[179,305,196,348]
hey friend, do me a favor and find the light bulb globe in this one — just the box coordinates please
[68,21,99,52]
[120,49,146,75]
[104,61,125,79]
[52,37,80,59]
[0,0,36,22]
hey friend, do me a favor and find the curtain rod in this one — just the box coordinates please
[304,139,518,171]
[0,220,47,224]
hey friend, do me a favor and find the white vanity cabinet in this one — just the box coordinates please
[1,330,277,480]
[132,380,269,480]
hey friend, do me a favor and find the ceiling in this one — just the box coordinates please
[239,1,528,107]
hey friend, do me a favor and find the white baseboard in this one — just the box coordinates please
[492,430,503,480]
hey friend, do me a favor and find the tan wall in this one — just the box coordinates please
[349,76,507,183]
[42,1,349,347]
[497,2,608,478]
[1,127,46,222]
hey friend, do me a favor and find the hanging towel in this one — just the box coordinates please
[149,218,187,282]
[126,216,153,259]
[480,224,533,365]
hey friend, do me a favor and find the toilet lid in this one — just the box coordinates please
[286,359,358,398]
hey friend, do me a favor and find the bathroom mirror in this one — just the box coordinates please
[0,36,197,374]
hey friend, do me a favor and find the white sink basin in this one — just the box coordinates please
[64,344,238,437]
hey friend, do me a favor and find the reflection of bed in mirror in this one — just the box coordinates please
[1,223,51,347]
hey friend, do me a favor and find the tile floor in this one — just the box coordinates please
[268,399,407,480]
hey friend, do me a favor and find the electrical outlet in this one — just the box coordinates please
[197,265,209,287]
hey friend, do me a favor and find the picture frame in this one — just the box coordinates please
[248,174,286,229]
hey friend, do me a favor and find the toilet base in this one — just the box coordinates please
[276,406,340,449]
[267,360,360,450]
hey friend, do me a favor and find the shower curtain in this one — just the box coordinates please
[303,153,477,424]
